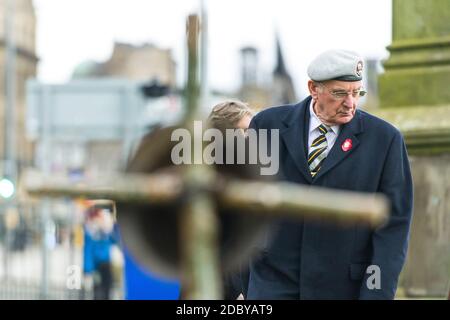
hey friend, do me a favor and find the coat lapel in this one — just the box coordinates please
[280,97,313,183]
[314,110,363,181]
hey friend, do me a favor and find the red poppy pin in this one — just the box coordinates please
[341,139,353,152]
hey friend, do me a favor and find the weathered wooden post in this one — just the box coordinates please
[179,14,222,299]
[374,0,450,298]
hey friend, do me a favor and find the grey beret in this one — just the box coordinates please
[307,49,364,82]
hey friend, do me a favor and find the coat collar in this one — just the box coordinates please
[280,96,364,182]
[280,96,314,183]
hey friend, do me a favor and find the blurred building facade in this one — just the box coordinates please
[72,42,176,87]
[0,0,38,169]
[237,36,297,111]
[271,36,297,106]
[237,46,271,111]
[0,1,81,300]
[66,42,180,175]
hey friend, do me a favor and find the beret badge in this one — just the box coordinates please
[356,60,363,77]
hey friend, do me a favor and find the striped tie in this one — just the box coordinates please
[308,124,330,177]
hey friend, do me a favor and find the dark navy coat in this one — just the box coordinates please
[246,96,413,300]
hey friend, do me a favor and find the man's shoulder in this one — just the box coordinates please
[358,109,402,139]
[252,103,300,128]
[256,103,297,118]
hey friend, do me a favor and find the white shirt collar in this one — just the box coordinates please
[309,100,340,135]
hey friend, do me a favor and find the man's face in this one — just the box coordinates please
[308,80,363,126]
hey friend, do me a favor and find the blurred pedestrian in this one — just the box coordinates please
[83,202,118,300]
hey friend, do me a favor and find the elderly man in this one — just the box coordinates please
[246,49,413,299]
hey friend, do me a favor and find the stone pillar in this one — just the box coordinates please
[379,0,450,108]
[375,0,450,297]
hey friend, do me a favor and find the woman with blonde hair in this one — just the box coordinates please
[208,100,255,131]
[208,99,255,300]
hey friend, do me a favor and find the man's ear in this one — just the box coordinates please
[308,80,319,100]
